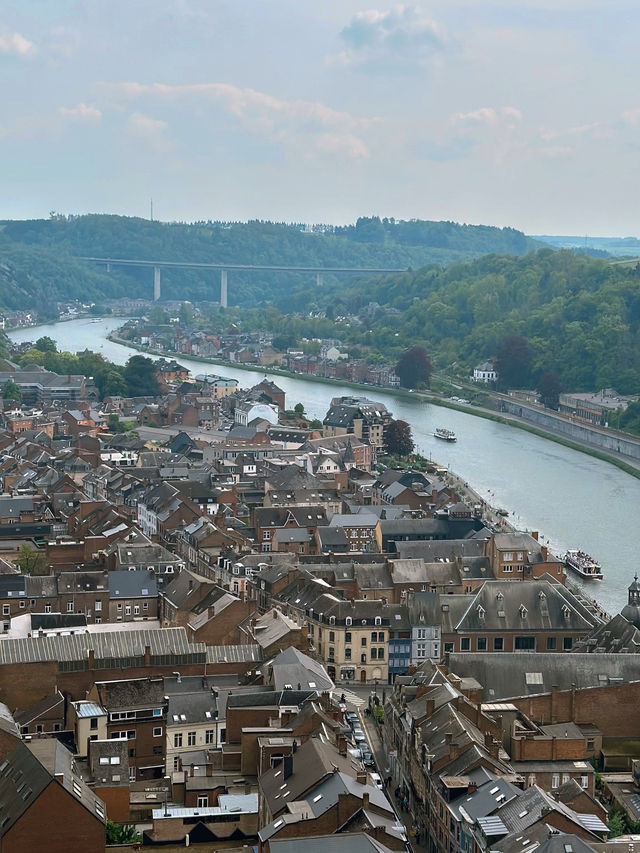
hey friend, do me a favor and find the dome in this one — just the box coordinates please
[621,603,640,630]
[630,573,640,593]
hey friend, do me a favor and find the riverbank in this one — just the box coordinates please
[108,333,640,481]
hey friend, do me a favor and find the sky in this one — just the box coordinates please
[1,0,640,235]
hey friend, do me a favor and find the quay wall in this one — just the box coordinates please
[500,400,640,462]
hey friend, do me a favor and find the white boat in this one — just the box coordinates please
[434,428,457,442]
[564,549,603,579]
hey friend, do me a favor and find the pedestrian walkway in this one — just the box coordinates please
[331,687,367,710]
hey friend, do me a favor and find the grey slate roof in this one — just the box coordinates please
[108,570,158,600]
[267,646,334,692]
[447,651,640,699]
[269,834,397,853]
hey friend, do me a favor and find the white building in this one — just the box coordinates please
[473,361,497,383]
[234,401,279,427]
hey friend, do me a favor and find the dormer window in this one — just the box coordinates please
[329,615,335,625]
[538,591,546,601]
[345,616,352,626]
[375,616,382,626]
[519,604,528,618]
[562,605,570,619]
[476,605,485,619]
[496,592,504,601]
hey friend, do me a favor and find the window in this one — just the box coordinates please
[502,566,513,573]
[117,602,122,611]
[345,648,351,660]
[563,637,573,650]
[36,724,43,733]
[90,718,98,730]
[460,637,470,651]
[503,552,513,561]
[371,632,378,642]
[19,601,24,609]
[187,731,196,746]
[173,756,180,771]
[125,605,131,615]
[345,632,351,643]
[477,637,487,651]
[551,774,559,788]
[66,601,74,612]
[345,617,352,626]
[153,727,162,737]
[205,729,215,744]
[444,642,454,653]
[134,605,140,615]
[329,631,335,642]
[128,748,135,757]
[377,647,384,660]
[95,600,102,612]
[375,616,381,626]
[153,746,162,755]
[360,653,366,663]
[197,795,208,808]
[562,773,570,784]
[361,637,367,647]
[153,709,162,717]
[493,637,504,651]
[44,604,51,613]
[2,605,8,617]
[546,637,557,650]
[378,632,384,642]
[371,648,377,660]
[581,775,588,788]
[174,733,183,748]
[329,647,335,660]
[129,767,136,782]
[515,636,535,650]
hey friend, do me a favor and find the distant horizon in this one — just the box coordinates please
[1,209,639,242]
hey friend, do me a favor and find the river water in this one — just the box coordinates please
[8,318,639,615]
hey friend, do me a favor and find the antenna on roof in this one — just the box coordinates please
[150,198,154,222]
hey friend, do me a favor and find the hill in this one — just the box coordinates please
[0,214,540,310]
[327,249,640,394]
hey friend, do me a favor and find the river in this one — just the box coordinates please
[8,317,640,615]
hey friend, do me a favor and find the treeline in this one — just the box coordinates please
[0,213,538,309]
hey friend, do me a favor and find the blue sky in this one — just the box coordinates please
[2,0,640,234]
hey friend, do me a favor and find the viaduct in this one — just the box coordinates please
[79,257,406,307]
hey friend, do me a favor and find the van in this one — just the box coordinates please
[369,772,383,790]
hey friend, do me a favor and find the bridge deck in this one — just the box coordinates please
[79,256,405,274]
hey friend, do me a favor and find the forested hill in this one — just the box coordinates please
[330,249,640,394]
[0,214,539,309]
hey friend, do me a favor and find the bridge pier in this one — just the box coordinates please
[316,272,323,288]
[220,269,228,308]
[153,265,161,301]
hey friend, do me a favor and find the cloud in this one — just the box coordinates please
[127,112,175,153]
[331,5,447,71]
[97,81,378,159]
[58,103,102,120]
[451,106,522,126]
[0,30,36,57]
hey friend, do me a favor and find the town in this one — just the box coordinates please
[0,342,637,852]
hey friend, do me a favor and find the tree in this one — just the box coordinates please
[294,402,305,415]
[35,336,57,353]
[385,419,415,456]
[2,378,22,403]
[123,355,160,397]
[494,335,532,391]
[15,543,47,575]
[179,301,194,326]
[395,346,432,389]
[309,418,323,429]
[607,810,626,839]
[536,370,562,409]
[105,820,141,844]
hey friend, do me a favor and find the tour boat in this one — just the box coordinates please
[564,549,603,580]
[434,428,457,442]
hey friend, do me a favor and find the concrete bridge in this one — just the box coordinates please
[79,256,406,306]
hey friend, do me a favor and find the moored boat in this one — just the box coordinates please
[434,428,457,442]
[564,549,603,579]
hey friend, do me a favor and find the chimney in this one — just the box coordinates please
[87,648,95,669]
[144,645,151,666]
[356,770,367,785]
[337,734,347,755]
[273,608,278,620]
[371,826,387,842]
[531,531,539,541]
[362,792,370,809]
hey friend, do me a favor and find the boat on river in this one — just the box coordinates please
[564,549,603,579]
[434,428,457,442]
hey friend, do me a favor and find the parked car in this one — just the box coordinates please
[345,712,359,726]
[359,745,375,768]
[352,728,366,744]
